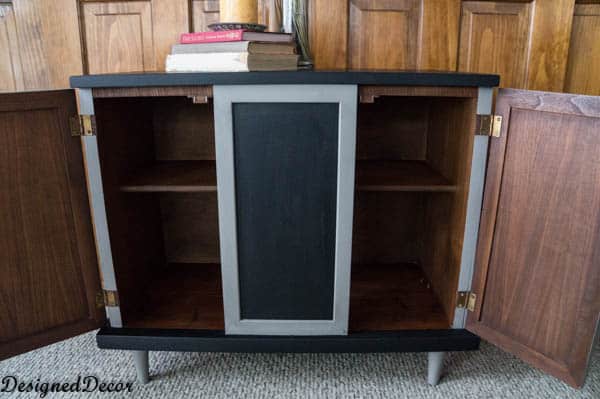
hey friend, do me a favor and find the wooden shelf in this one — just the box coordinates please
[356,160,456,192]
[350,263,450,331]
[126,263,224,330]
[120,160,454,193]
[120,161,216,193]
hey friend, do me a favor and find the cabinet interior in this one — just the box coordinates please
[95,97,223,330]
[351,96,476,331]
[94,93,476,332]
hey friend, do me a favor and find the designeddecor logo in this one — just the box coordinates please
[1,376,134,397]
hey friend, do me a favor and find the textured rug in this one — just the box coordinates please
[0,331,598,398]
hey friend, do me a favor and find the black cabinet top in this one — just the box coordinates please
[70,71,499,88]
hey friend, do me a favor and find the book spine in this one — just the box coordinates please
[165,53,250,72]
[171,42,249,54]
[180,30,244,44]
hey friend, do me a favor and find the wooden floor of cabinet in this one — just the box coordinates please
[123,262,449,332]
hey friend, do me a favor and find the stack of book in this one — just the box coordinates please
[166,30,298,72]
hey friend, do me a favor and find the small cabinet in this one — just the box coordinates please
[0,73,598,389]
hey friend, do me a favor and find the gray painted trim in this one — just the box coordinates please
[476,87,494,115]
[214,84,357,336]
[452,87,493,329]
[105,307,123,328]
[78,88,94,115]
[77,89,122,328]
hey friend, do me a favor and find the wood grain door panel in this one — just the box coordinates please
[459,1,533,88]
[458,0,575,91]
[565,2,600,95]
[83,1,155,74]
[0,90,103,359]
[310,0,462,71]
[418,0,460,71]
[349,0,421,70]
[81,0,189,73]
[0,1,83,92]
[0,3,24,92]
[468,89,600,387]
[192,0,220,32]
[309,0,348,70]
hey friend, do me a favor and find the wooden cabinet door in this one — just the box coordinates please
[348,0,421,70]
[0,90,104,360]
[458,1,574,91]
[81,0,189,74]
[468,89,600,387]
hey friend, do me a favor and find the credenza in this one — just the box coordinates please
[1,71,598,388]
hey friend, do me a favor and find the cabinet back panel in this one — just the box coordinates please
[160,193,220,264]
[357,97,430,160]
[153,98,215,161]
[352,192,425,264]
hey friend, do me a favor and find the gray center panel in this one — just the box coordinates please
[214,85,358,335]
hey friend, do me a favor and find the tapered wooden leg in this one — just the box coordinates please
[132,350,149,384]
[427,351,445,386]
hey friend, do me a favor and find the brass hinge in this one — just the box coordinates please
[456,291,477,312]
[70,115,97,136]
[475,114,502,137]
[95,290,119,308]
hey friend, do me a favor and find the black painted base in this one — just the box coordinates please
[96,328,480,353]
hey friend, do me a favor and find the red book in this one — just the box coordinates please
[180,30,245,44]
[180,30,293,45]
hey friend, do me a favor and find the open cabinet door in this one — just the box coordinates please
[0,90,104,360]
[467,89,600,387]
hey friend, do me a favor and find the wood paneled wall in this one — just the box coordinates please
[310,0,599,94]
[0,0,598,94]
[564,2,600,95]
[0,1,83,92]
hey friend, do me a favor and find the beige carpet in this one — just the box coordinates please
[0,331,598,398]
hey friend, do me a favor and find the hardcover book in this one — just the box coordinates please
[165,52,299,72]
[180,30,293,44]
[171,41,296,55]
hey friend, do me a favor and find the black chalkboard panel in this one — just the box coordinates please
[233,102,339,320]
